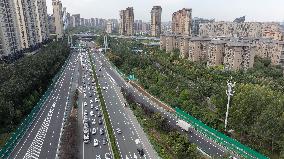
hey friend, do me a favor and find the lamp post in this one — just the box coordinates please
[225,77,235,131]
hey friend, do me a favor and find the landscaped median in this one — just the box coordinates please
[88,53,121,159]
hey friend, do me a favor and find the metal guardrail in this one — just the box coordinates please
[0,54,72,159]
[175,107,268,159]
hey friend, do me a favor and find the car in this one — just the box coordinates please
[84,122,89,128]
[102,138,107,145]
[84,134,90,143]
[90,111,94,116]
[89,94,92,98]
[137,148,144,156]
[90,99,93,103]
[91,119,96,125]
[102,87,106,90]
[116,128,121,134]
[90,104,94,109]
[84,111,88,116]
[98,119,103,125]
[84,102,87,107]
[105,153,111,159]
[95,106,99,111]
[92,128,96,135]
[83,127,89,134]
[93,139,99,147]
[123,102,127,107]
[96,155,101,159]
[95,98,99,103]
[100,128,104,135]
[97,111,102,117]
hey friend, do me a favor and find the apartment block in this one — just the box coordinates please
[119,7,134,36]
[71,14,80,27]
[150,6,162,37]
[188,37,211,62]
[52,0,63,39]
[192,17,215,36]
[199,22,283,40]
[172,8,192,36]
[207,40,226,67]
[0,0,22,58]
[179,36,190,58]
[106,21,113,34]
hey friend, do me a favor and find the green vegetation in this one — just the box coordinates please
[88,53,121,159]
[0,41,70,148]
[122,88,205,159]
[100,37,284,158]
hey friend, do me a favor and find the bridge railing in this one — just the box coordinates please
[0,54,72,159]
[175,107,268,159]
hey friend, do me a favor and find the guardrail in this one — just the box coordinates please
[0,53,72,159]
[175,107,268,159]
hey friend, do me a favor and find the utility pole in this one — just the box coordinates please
[225,77,235,131]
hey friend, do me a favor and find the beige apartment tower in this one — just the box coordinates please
[172,8,192,36]
[119,7,134,36]
[151,6,162,37]
[52,0,64,39]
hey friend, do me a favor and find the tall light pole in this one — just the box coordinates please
[225,77,235,131]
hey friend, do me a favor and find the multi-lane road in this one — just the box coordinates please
[93,49,229,158]
[8,51,79,159]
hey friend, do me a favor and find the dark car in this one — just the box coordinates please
[137,148,144,156]
[102,138,107,145]
[98,119,103,125]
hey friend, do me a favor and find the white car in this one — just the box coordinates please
[96,155,101,159]
[84,93,87,98]
[90,111,94,116]
[84,102,87,107]
[91,119,96,125]
[90,104,94,109]
[84,111,88,116]
[90,99,93,103]
[92,128,96,135]
[93,139,99,147]
[105,153,111,159]
[116,128,122,134]
[95,98,99,103]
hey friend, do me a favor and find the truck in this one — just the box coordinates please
[176,119,191,132]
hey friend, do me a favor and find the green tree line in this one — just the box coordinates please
[102,37,284,158]
[0,41,70,146]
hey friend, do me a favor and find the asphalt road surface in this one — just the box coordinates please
[93,50,229,158]
[9,51,79,159]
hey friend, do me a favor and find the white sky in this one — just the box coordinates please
[46,0,284,22]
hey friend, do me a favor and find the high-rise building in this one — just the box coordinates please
[192,17,215,36]
[150,6,162,37]
[0,0,22,58]
[172,8,192,36]
[80,18,85,26]
[52,0,64,38]
[134,20,142,34]
[106,21,113,34]
[119,7,134,36]
[71,14,80,27]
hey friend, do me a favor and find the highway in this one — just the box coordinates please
[77,50,112,159]
[93,50,229,158]
[8,51,79,159]
[91,50,159,159]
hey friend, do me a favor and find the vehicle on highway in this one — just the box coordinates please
[84,110,88,116]
[100,128,105,135]
[137,148,144,156]
[90,99,93,103]
[98,119,103,125]
[95,98,99,102]
[96,155,101,159]
[91,119,96,125]
[84,93,86,98]
[84,102,87,107]
[93,139,99,147]
[84,134,90,144]
[89,94,92,97]
[116,128,122,134]
[105,153,111,159]
[102,138,107,145]
[84,122,89,128]
[90,111,94,116]
[102,87,106,90]
[92,128,96,135]
[83,127,89,134]
[98,111,102,117]
[95,106,99,111]
[176,119,191,132]
[91,104,94,109]
[124,102,127,107]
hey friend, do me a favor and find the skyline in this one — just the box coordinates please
[46,0,284,22]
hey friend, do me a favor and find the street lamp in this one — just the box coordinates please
[225,77,236,131]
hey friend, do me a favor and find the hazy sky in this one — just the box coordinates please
[46,0,284,22]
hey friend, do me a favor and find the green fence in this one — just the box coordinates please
[175,107,268,159]
[0,54,72,159]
